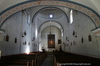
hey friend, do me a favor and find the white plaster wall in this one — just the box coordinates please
[21,10,32,53]
[0,10,35,56]
[0,12,22,56]
[66,11,99,58]
[97,40,100,57]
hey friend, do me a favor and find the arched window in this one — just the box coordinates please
[27,11,30,25]
[70,9,73,24]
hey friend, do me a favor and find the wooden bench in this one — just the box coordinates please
[0,52,47,66]
[54,52,100,66]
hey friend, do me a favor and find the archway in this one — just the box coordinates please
[39,21,63,52]
[0,1,100,28]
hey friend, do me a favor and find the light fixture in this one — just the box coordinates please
[26,47,30,54]
[49,14,53,18]
[49,8,54,19]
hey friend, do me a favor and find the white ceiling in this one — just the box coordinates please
[69,0,100,15]
[0,0,100,15]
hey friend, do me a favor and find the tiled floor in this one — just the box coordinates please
[41,55,54,66]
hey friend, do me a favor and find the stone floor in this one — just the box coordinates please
[41,55,54,66]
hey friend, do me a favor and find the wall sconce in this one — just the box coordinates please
[22,31,27,37]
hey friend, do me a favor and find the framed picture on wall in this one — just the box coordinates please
[58,39,61,44]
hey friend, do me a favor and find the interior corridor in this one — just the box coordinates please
[1,0,100,66]
[41,53,54,66]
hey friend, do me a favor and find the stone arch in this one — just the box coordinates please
[39,20,64,33]
[32,7,69,24]
[0,1,100,27]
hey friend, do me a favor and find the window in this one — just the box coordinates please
[49,13,54,18]
[70,9,73,24]
[27,12,30,25]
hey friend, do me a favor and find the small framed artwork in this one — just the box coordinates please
[58,39,61,44]
[81,37,84,43]
[15,38,17,43]
[6,35,9,42]
[88,34,92,42]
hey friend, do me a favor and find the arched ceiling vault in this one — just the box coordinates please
[39,21,63,33]
[0,1,100,28]
[32,7,69,25]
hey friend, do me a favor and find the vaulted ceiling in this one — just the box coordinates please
[0,0,100,15]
